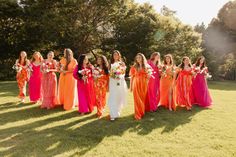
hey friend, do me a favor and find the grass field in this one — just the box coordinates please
[0,81,236,157]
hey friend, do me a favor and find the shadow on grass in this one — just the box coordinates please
[0,101,205,156]
[0,81,19,97]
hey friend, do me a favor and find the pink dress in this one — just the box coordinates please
[41,60,58,109]
[73,65,95,113]
[147,60,160,112]
[191,66,213,107]
[29,63,42,102]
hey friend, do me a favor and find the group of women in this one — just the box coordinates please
[14,49,213,121]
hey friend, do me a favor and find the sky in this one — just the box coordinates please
[135,0,231,26]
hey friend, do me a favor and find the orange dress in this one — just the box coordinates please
[15,60,29,99]
[129,66,149,120]
[58,58,78,110]
[94,69,109,117]
[175,68,193,110]
[160,65,176,110]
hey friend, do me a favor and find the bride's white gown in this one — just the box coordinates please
[108,63,128,119]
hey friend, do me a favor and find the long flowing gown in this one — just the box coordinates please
[160,65,176,110]
[41,60,58,109]
[129,66,149,120]
[15,61,29,99]
[175,68,193,110]
[73,65,95,113]
[94,69,109,117]
[147,60,160,112]
[29,63,42,102]
[191,65,213,107]
[58,58,78,110]
[108,62,128,119]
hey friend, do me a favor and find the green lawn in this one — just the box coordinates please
[0,81,236,157]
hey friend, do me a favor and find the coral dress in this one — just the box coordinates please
[41,60,58,109]
[191,65,213,107]
[58,58,78,110]
[160,65,176,110]
[29,63,42,102]
[129,66,149,120]
[93,68,109,117]
[175,68,193,110]
[147,60,160,112]
[15,60,29,99]
[73,65,96,113]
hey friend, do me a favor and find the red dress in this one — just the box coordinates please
[94,68,109,117]
[175,68,193,110]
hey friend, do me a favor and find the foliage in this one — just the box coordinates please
[0,0,202,80]
[202,1,236,80]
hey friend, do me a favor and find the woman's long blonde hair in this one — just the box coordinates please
[133,53,148,70]
[31,51,43,63]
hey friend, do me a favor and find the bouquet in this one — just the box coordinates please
[78,68,91,84]
[12,63,22,73]
[110,62,126,86]
[92,67,103,79]
[41,62,52,73]
[161,65,167,77]
[146,66,153,78]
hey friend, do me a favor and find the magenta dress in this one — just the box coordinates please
[41,60,58,109]
[29,63,42,102]
[191,66,213,108]
[147,60,160,112]
[73,65,95,113]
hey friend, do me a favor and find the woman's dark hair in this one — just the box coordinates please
[64,48,73,70]
[195,56,206,70]
[18,51,27,66]
[110,50,122,64]
[97,55,109,75]
[163,54,173,65]
[179,56,192,70]
[77,54,87,79]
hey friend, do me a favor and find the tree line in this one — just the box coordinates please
[0,0,235,80]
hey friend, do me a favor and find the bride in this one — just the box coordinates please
[108,50,128,121]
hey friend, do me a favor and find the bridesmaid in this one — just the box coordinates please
[93,55,109,118]
[175,56,194,110]
[13,51,30,103]
[40,51,58,109]
[147,52,161,112]
[73,54,95,115]
[129,53,151,120]
[191,56,213,108]
[29,51,43,103]
[108,50,128,121]
[58,48,78,110]
[159,54,176,111]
